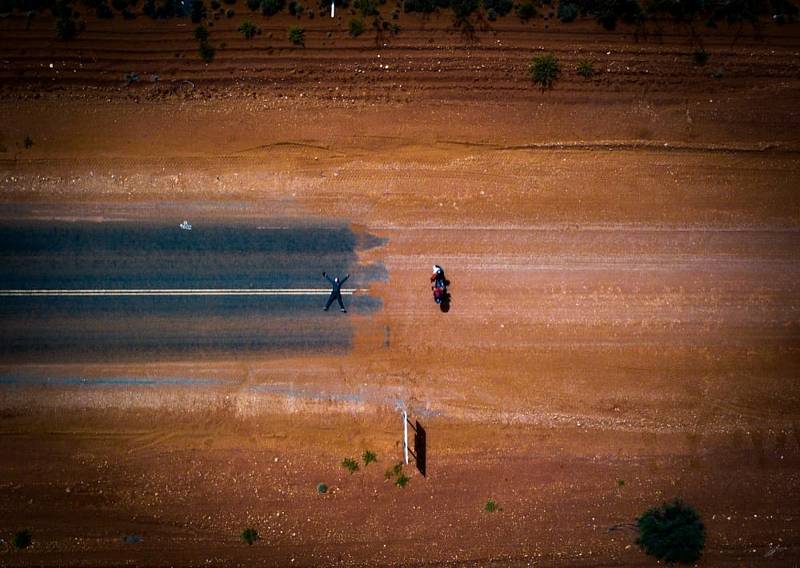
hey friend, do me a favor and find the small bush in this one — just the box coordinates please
[198,41,215,61]
[191,0,206,20]
[96,1,113,17]
[241,527,259,545]
[636,500,705,564]
[557,0,577,20]
[395,473,410,487]
[576,58,594,78]
[342,457,359,473]
[515,0,535,19]
[348,16,364,35]
[354,0,378,15]
[403,0,435,13]
[529,53,560,88]
[226,8,234,15]
[288,24,305,44]
[238,19,258,37]
[362,450,377,465]
[486,6,496,17]
[692,48,709,65]
[483,0,512,16]
[56,14,77,39]
[316,482,328,494]
[246,0,259,9]
[287,0,302,14]
[451,0,478,19]
[12,530,32,549]
[194,24,209,40]
[485,498,498,512]
[260,0,283,14]
[389,21,399,31]
[617,479,625,487]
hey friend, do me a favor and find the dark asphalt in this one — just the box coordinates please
[0,220,385,362]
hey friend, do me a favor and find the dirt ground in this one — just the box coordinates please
[1,8,800,566]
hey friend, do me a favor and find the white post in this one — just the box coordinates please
[330,0,334,17]
[402,410,409,464]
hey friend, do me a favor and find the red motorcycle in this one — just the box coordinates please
[430,265,449,308]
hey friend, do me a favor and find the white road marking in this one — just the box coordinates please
[0,288,367,297]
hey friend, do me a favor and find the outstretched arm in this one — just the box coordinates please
[340,274,350,285]
[323,272,334,284]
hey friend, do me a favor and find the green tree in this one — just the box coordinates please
[238,19,259,38]
[288,24,305,45]
[241,528,259,545]
[348,16,365,35]
[636,500,705,564]
[529,53,560,89]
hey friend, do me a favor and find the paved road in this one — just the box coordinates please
[0,220,383,362]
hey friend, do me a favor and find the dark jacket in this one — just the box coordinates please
[323,273,349,295]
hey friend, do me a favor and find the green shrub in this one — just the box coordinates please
[557,0,577,20]
[191,0,206,20]
[636,500,705,564]
[95,1,113,17]
[288,24,304,44]
[287,0,302,14]
[194,24,209,40]
[483,0,512,16]
[354,0,378,15]
[241,527,259,545]
[342,457,359,473]
[484,498,498,512]
[581,0,642,29]
[348,16,364,35]
[362,450,377,465]
[403,0,435,13]
[316,482,328,494]
[12,530,32,549]
[238,19,258,37]
[576,58,594,77]
[260,0,283,14]
[692,48,709,65]
[515,0,535,19]
[55,15,76,39]
[529,53,560,88]
[395,473,410,487]
[451,0,478,19]
[198,41,215,61]
[486,6,496,17]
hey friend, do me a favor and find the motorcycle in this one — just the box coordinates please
[430,264,449,307]
[432,277,447,304]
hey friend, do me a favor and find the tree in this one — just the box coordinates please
[287,24,305,45]
[451,0,478,19]
[348,16,365,35]
[483,0,512,16]
[529,53,560,89]
[241,528,259,545]
[12,530,32,550]
[238,19,259,38]
[636,500,705,564]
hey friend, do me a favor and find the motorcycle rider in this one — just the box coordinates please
[430,264,445,289]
